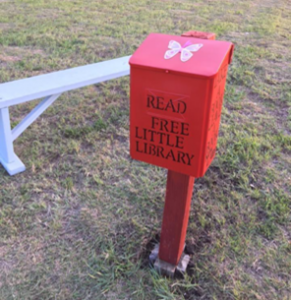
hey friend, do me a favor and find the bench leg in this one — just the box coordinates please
[0,107,25,175]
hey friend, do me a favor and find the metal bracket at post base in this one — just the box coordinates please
[149,243,190,277]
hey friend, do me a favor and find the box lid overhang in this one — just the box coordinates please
[129,33,234,78]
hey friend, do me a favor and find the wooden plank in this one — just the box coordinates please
[0,55,131,109]
[159,170,194,266]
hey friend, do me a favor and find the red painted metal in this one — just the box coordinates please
[159,171,194,265]
[129,33,234,178]
[130,32,234,267]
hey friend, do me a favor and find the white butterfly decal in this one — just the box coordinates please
[164,40,203,62]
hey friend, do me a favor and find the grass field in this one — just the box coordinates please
[0,0,291,299]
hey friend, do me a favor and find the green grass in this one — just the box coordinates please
[1,0,291,299]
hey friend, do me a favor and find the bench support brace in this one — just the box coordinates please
[12,93,61,141]
[0,107,25,175]
[0,93,61,175]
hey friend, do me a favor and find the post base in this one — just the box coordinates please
[0,153,26,175]
[149,243,190,277]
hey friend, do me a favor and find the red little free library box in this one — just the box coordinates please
[129,33,234,177]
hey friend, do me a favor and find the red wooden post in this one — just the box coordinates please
[159,171,194,265]
[128,30,234,272]
[158,31,216,267]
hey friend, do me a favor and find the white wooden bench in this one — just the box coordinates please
[0,55,131,176]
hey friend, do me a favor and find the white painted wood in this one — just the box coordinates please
[0,107,14,163]
[0,108,25,175]
[0,55,131,175]
[12,93,61,141]
[0,55,131,109]
[0,153,26,176]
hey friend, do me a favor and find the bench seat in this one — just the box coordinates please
[0,55,131,175]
